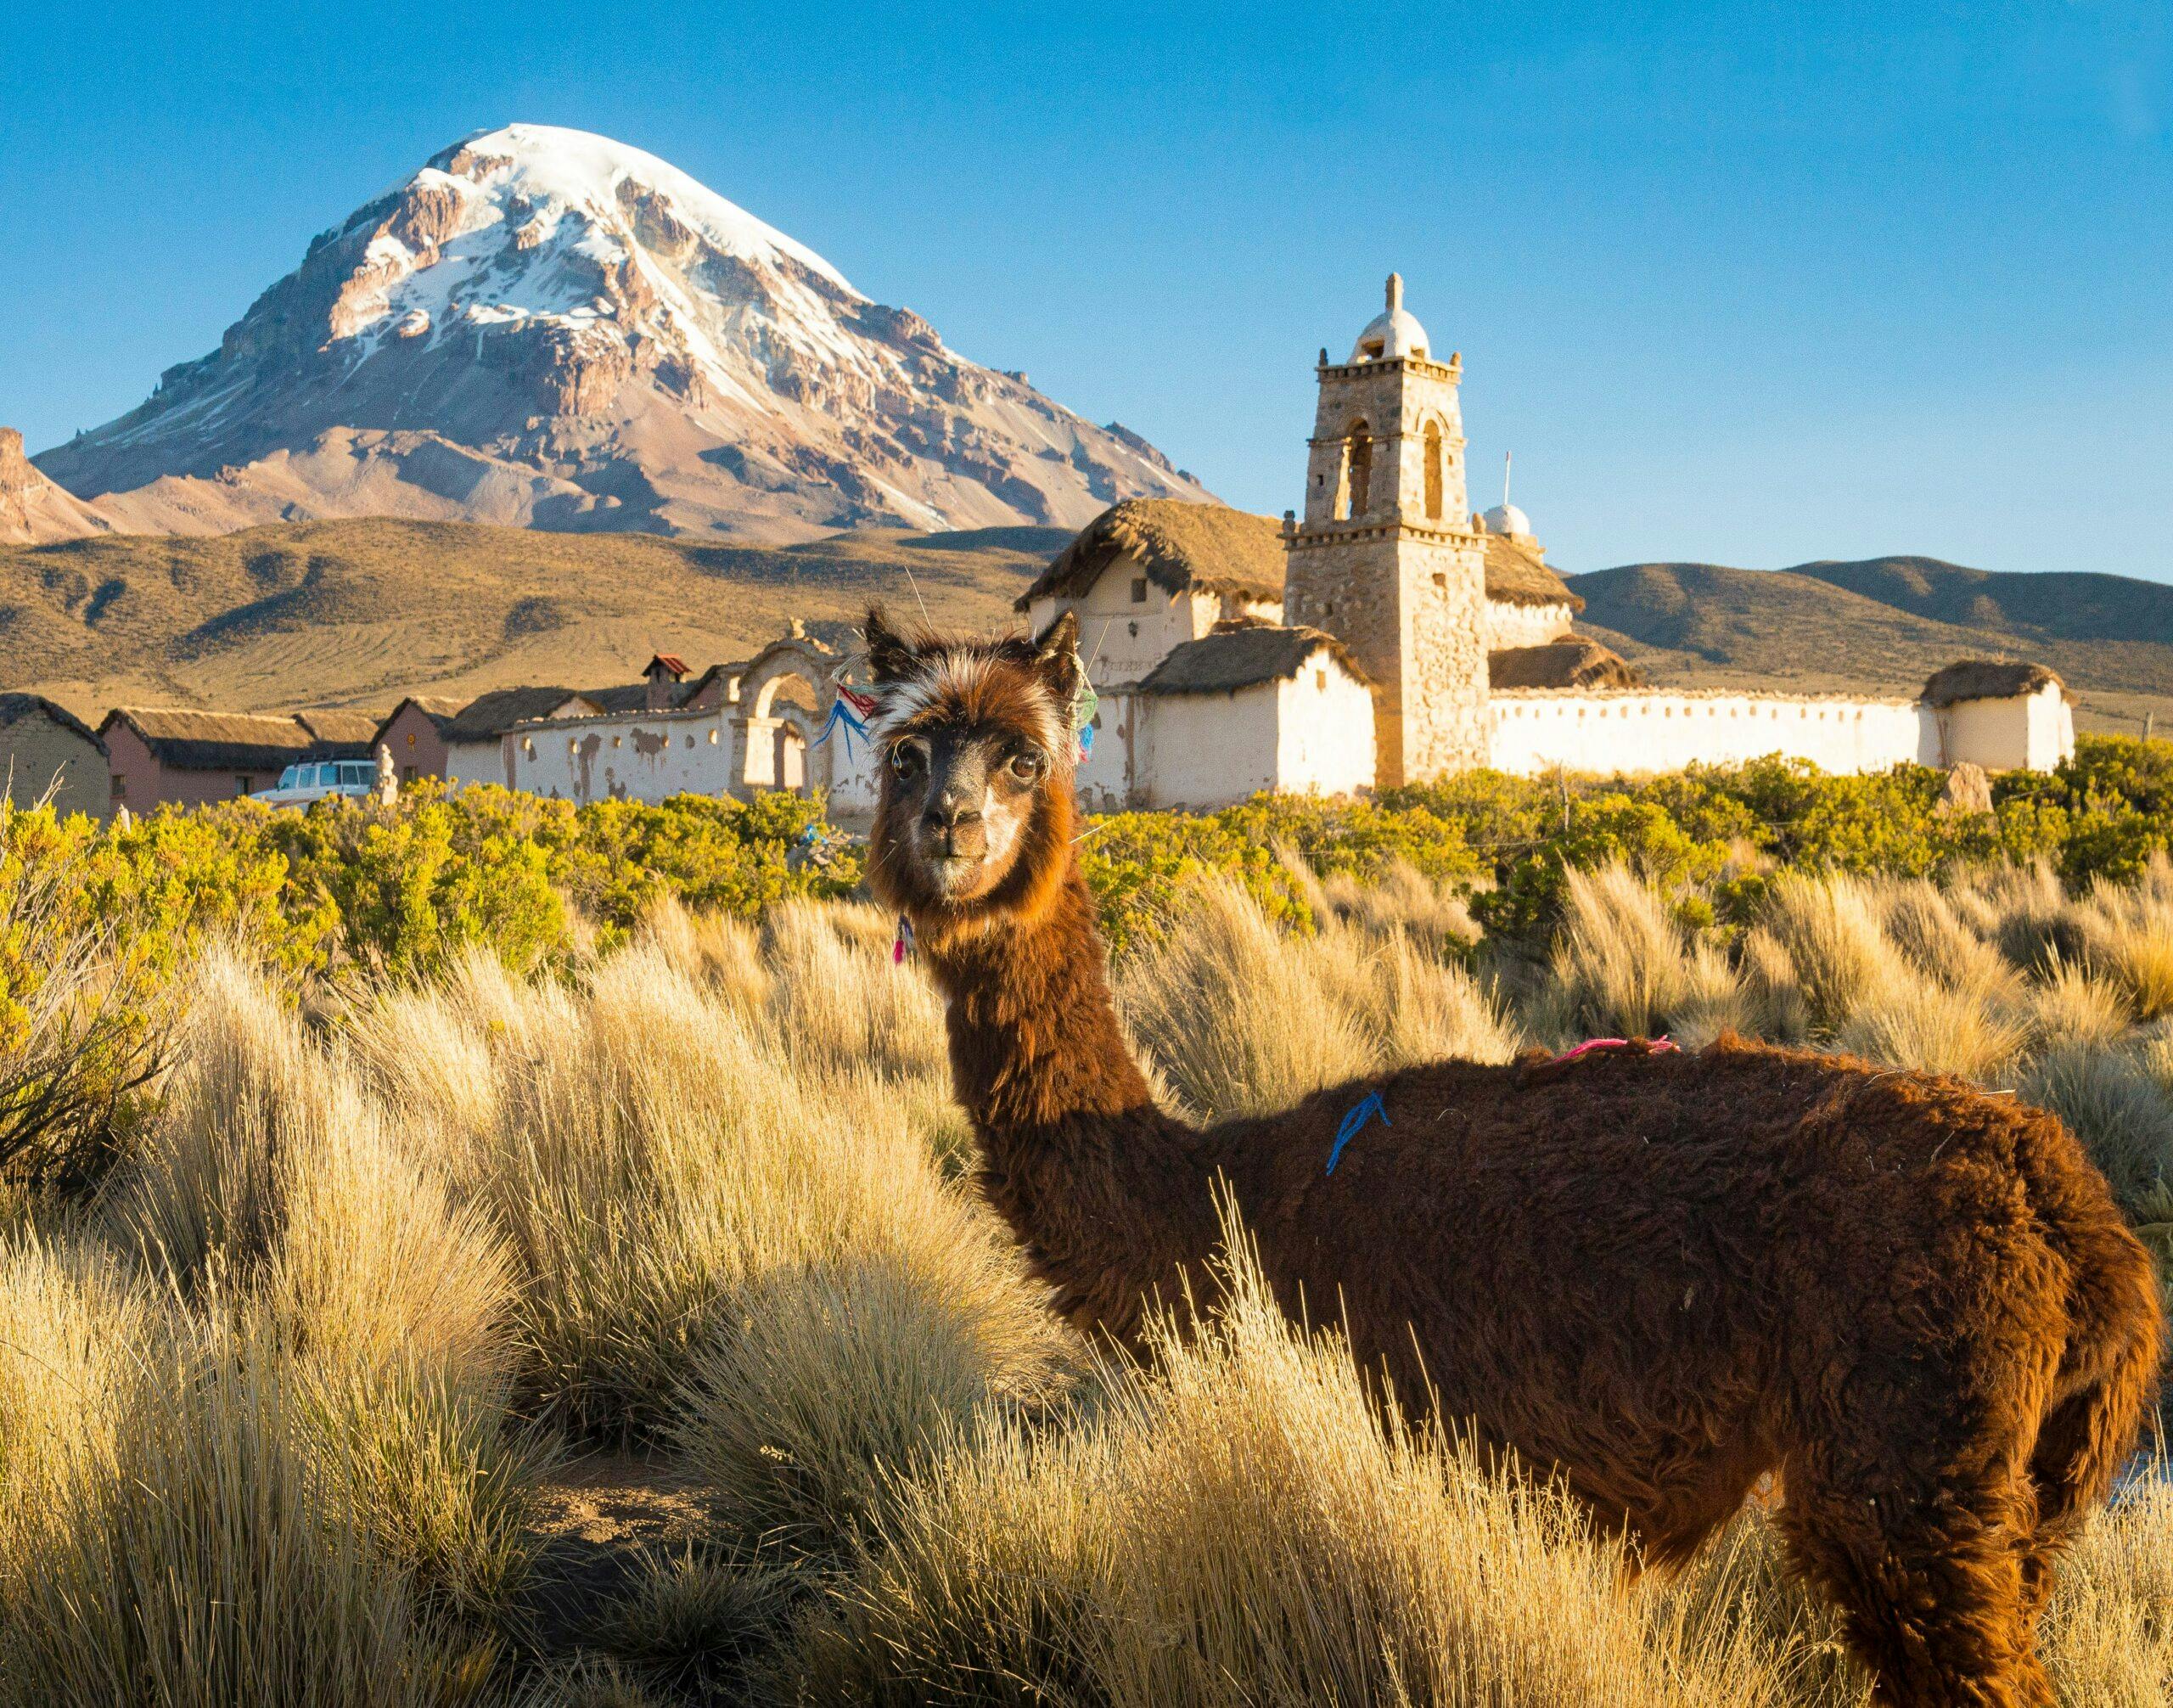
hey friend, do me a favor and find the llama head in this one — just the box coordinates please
[862,604,1081,936]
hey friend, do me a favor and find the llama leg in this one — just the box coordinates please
[1776,1457,2049,1708]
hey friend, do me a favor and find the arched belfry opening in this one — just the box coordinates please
[1423,420,1445,520]
[1338,422,1373,521]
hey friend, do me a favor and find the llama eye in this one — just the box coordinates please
[1008,750,1046,784]
[890,744,920,778]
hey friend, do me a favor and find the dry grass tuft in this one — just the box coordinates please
[2021,1045,2173,1212]
[1119,875,1378,1121]
[1832,965,2032,1086]
[1753,873,1898,1034]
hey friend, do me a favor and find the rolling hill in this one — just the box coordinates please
[1567,556,2173,736]
[0,518,1064,716]
[4,525,2168,741]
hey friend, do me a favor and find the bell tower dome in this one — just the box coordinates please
[1282,275,1489,784]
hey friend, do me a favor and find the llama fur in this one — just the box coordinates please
[861,606,2165,1708]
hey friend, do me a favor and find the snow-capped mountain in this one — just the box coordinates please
[36,125,1208,539]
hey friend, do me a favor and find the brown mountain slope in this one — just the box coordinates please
[0,429,114,546]
[1566,559,2173,736]
[0,518,1064,717]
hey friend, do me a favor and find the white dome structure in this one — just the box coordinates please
[1482,502,1531,537]
[1350,273,1430,362]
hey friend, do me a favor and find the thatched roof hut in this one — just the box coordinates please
[0,694,104,753]
[1483,532,1583,611]
[1487,638,1642,690]
[1919,661,2069,707]
[1017,500,1286,611]
[1137,625,1368,695]
[95,708,375,773]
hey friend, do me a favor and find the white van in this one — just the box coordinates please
[256,758,378,808]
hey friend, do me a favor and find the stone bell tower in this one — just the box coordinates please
[1281,274,1490,786]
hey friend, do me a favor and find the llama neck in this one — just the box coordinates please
[924,870,1219,1342]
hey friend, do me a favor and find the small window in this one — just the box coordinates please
[708,729,720,745]
[235,776,253,796]
[612,734,622,749]
[1314,669,1327,692]
[1130,577,1148,604]
[1432,572,1446,589]
[405,730,417,749]
[401,765,418,784]
[112,777,127,803]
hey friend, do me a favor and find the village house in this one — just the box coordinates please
[0,694,110,818]
[98,708,378,811]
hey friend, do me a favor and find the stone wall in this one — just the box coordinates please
[0,713,109,818]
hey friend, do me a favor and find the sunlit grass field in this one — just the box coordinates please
[1,833,2170,1704]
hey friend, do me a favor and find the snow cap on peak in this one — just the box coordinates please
[433,123,856,296]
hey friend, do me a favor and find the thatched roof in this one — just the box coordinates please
[1019,498,1582,616]
[1483,533,1582,610]
[442,687,592,744]
[1016,501,1287,611]
[1920,660,2069,707]
[98,708,357,773]
[294,710,379,750]
[1137,625,1368,696]
[0,694,104,752]
[1487,638,1643,691]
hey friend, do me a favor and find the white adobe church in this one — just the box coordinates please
[497,276,2074,813]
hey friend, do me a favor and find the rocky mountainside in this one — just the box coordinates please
[35,125,1207,542]
[0,428,113,545]
[1567,555,2173,734]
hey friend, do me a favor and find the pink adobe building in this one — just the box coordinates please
[98,709,378,812]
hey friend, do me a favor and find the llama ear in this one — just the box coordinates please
[1034,610,1082,707]
[863,605,920,684]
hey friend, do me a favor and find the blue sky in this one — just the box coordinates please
[2,2,2167,578]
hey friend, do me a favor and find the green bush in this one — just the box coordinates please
[0,786,861,986]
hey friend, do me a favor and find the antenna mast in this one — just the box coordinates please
[1502,450,1513,509]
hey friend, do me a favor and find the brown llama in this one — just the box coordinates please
[858,605,2163,1708]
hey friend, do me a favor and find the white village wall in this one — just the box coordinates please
[1486,691,1933,777]
[823,724,882,819]
[1276,663,1378,795]
[1133,688,1283,810]
[1485,600,1578,649]
[1073,689,1136,813]
[510,706,733,803]
[446,740,514,789]
[1929,685,2075,773]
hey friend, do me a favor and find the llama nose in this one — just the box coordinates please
[923,795,985,854]
[924,794,980,831]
